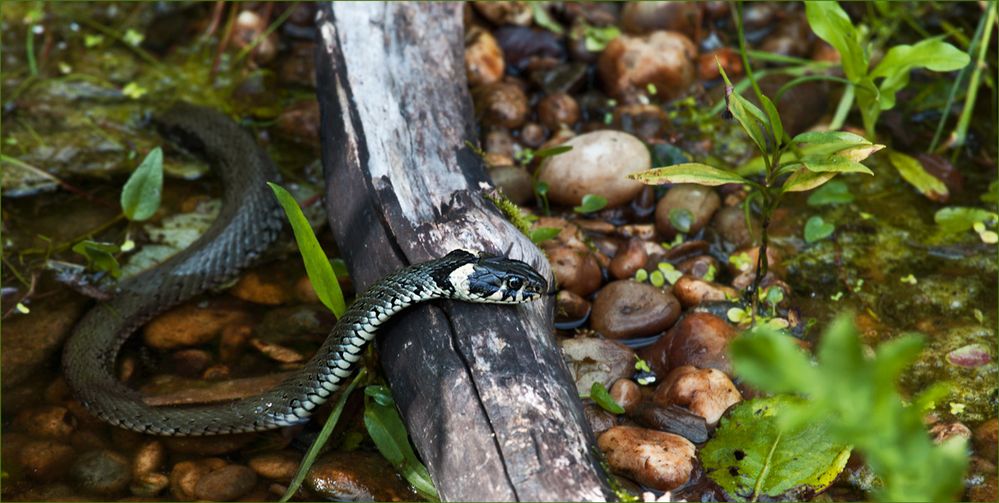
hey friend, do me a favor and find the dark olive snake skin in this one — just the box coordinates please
[62,103,545,436]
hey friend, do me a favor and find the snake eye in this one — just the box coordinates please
[507,277,523,291]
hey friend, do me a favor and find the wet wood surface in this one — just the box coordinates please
[314,3,612,501]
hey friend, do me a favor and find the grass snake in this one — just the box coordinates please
[62,103,547,436]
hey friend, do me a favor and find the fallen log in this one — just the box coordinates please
[314,3,613,501]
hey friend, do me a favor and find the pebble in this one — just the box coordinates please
[584,403,618,436]
[672,275,738,308]
[655,184,721,239]
[758,13,812,58]
[70,449,132,495]
[538,92,580,130]
[560,337,636,395]
[14,405,76,441]
[163,433,256,456]
[619,2,701,38]
[612,103,669,142]
[712,205,757,249]
[170,458,228,501]
[520,122,548,148]
[592,280,681,340]
[473,1,533,26]
[537,130,651,208]
[465,28,505,87]
[193,464,258,501]
[638,312,737,377]
[143,301,249,350]
[231,270,292,305]
[473,82,529,129]
[676,255,719,280]
[132,440,166,477]
[547,245,603,297]
[488,165,534,204]
[19,439,76,481]
[232,10,277,64]
[609,238,649,280]
[598,31,696,102]
[929,422,972,444]
[2,289,88,391]
[653,366,742,425]
[975,418,998,462]
[555,289,591,328]
[698,47,743,81]
[494,26,565,72]
[628,402,708,443]
[609,378,642,413]
[250,338,305,363]
[130,472,170,497]
[278,42,317,89]
[275,100,321,148]
[305,451,421,502]
[248,450,301,483]
[598,426,696,491]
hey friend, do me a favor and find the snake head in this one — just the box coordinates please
[440,249,547,304]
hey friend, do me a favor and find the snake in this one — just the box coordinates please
[62,103,547,436]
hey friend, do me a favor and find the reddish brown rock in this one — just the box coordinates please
[638,312,737,377]
[598,31,696,101]
[592,280,681,339]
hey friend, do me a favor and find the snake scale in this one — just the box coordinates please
[62,103,547,436]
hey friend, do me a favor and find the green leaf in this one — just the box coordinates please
[981,181,999,204]
[729,326,817,395]
[530,226,561,244]
[531,3,564,35]
[71,240,121,278]
[533,145,572,159]
[121,147,163,221]
[701,396,852,502]
[584,25,620,52]
[365,393,439,501]
[804,1,867,81]
[269,182,346,317]
[871,38,970,110]
[804,216,835,243]
[668,208,694,233]
[791,130,871,146]
[784,169,836,194]
[807,180,854,206]
[574,194,608,214]
[934,207,997,233]
[629,163,749,186]
[364,385,395,407]
[719,63,771,153]
[800,156,874,175]
[589,381,625,415]
[887,150,948,201]
[649,270,665,288]
[759,94,784,145]
[656,261,683,284]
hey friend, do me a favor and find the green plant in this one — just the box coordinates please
[629,56,881,323]
[727,314,969,502]
[268,183,438,501]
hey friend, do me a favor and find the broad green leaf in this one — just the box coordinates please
[887,150,948,201]
[364,385,395,406]
[800,156,874,175]
[719,63,771,153]
[531,3,564,35]
[981,180,999,204]
[668,208,694,233]
[121,147,163,221]
[269,182,346,317]
[729,326,816,395]
[791,130,871,146]
[71,240,121,278]
[649,270,665,288]
[574,194,608,213]
[530,226,561,244]
[934,207,997,233]
[834,143,885,162]
[871,38,970,110]
[804,1,867,81]
[804,216,835,243]
[807,180,854,206]
[589,381,625,414]
[533,145,572,159]
[759,94,784,145]
[741,141,872,177]
[701,396,852,502]
[584,25,620,52]
[365,394,439,501]
[629,163,749,186]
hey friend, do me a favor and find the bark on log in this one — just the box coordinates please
[314,3,613,501]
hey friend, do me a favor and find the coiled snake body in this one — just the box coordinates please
[62,103,546,436]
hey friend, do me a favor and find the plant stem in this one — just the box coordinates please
[733,2,767,107]
[929,5,989,152]
[26,23,38,76]
[280,368,367,502]
[829,83,855,131]
[949,0,996,151]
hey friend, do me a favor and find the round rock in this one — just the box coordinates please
[655,184,721,239]
[70,449,132,495]
[598,426,696,491]
[591,280,681,339]
[638,312,737,377]
[538,130,651,208]
[598,31,696,101]
[193,464,257,501]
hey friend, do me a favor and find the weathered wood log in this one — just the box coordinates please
[314,3,613,501]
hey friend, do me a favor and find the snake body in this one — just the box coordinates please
[62,104,546,436]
